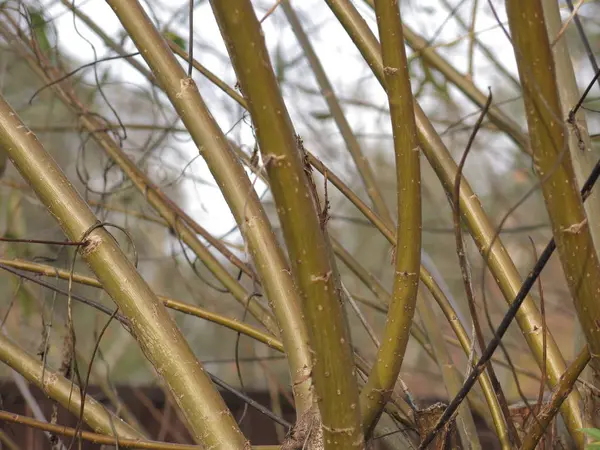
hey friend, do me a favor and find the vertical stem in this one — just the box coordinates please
[104,0,315,417]
[542,0,600,259]
[324,0,585,442]
[359,0,421,433]
[209,1,363,448]
[543,0,600,430]
[507,0,600,414]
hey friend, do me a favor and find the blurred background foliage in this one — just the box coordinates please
[0,0,599,417]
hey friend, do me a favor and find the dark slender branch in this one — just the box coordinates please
[565,0,600,93]
[418,122,600,450]
[0,264,129,324]
[28,52,139,104]
[452,90,521,446]
[0,236,83,246]
[0,265,291,430]
[209,374,292,429]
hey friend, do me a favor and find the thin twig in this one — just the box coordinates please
[520,347,591,450]
[451,89,520,446]
[418,141,600,450]
[530,237,548,421]
[0,409,211,449]
[551,0,585,47]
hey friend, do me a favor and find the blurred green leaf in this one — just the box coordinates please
[581,428,600,448]
[100,68,111,85]
[582,428,600,439]
[28,9,51,54]
[163,31,187,51]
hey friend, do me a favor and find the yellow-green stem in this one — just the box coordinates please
[324,0,584,442]
[0,333,141,438]
[209,1,363,447]
[543,0,600,420]
[507,0,600,426]
[542,0,600,256]
[0,94,247,448]
[105,0,314,416]
[360,0,421,433]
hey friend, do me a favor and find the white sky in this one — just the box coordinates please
[38,0,589,237]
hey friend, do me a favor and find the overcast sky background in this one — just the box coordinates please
[39,0,597,237]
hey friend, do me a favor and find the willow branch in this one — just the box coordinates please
[0,93,246,448]
[323,0,584,440]
[209,1,363,447]
[359,0,421,433]
[361,0,529,152]
[508,0,600,393]
[0,258,284,353]
[0,333,140,438]
[543,0,600,255]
